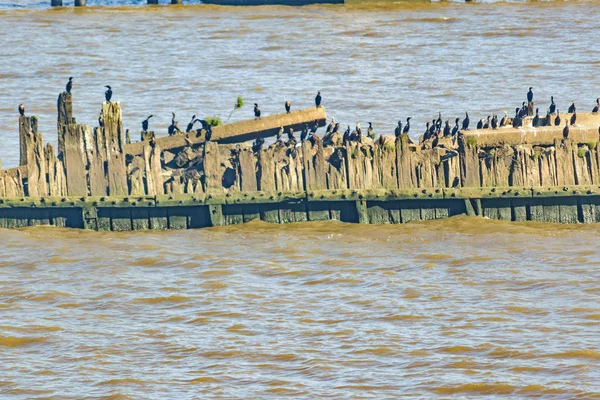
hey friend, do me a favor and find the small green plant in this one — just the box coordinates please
[226,96,245,122]
[533,150,542,160]
[578,148,588,158]
[384,141,396,152]
[466,136,478,147]
[587,141,597,149]
[488,149,496,157]
[204,116,223,127]
[351,147,359,159]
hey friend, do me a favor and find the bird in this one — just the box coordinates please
[429,120,437,137]
[277,126,284,142]
[567,102,576,114]
[300,124,309,142]
[395,121,403,137]
[563,120,569,139]
[424,122,431,141]
[477,118,484,130]
[168,112,181,136]
[310,120,318,136]
[253,137,264,153]
[593,98,600,114]
[491,114,498,130]
[555,110,561,126]
[343,125,351,144]
[452,118,460,136]
[571,111,577,126]
[403,117,411,134]
[98,110,104,128]
[533,108,540,127]
[105,85,112,102]
[326,118,335,134]
[285,101,291,114]
[315,91,322,108]
[500,111,508,127]
[332,122,340,134]
[549,96,556,114]
[527,87,534,103]
[544,109,551,126]
[462,112,470,130]
[18,104,24,116]
[443,120,451,137]
[66,77,73,94]
[356,122,362,141]
[436,112,442,128]
[142,115,153,131]
[367,122,375,139]
[254,103,261,119]
[186,114,197,133]
[287,127,295,142]
[519,102,528,118]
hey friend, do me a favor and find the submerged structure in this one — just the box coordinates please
[1,90,600,231]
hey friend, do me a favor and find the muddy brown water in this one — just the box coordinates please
[1,1,600,398]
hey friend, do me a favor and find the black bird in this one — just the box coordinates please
[554,110,561,126]
[310,120,318,136]
[484,116,491,129]
[452,118,460,136]
[568,102,576,114]
[142,115,153,131]
[277,126,284,142]
[424,122,431,140]
[436,112,442,128]
[519,102,528,118]
[285,101,291,114]
[443,120,451,137]
[98,110,104,128]
[301,124,309,142]
[18,104,24,116]
[186,114,197,133]
[395,121,403,137]
[326,118,335,134]
[168,112,181,136]
[287,127,296,142]
[253,137,264,153]
[315,91,322,108]
[105,85,112,102]
[429,120,437,137]
[527,87,534,103]
[563,120,569,139]
[544,109,551,126]
[254,103,261,119]
[462,112,470,130]
[356,123,362,141]
[533,108,540,127]
[367,122,375,139]
[571,111,577,126]
[333,123,340,134]
[343,125,351,144]
[500,112,508,127]
[477,119,484,130]
[403,117,411,134]
[593,98,600,113]
[194,119,213,140]
[66,77,73,94]
[491,114,498,130]
[549,96,556,114]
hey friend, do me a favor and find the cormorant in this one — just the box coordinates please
[532,108,540,127]
[193,119,213,141]
[568,102,576,114]
[333,123,340,134]
[186,115,197,133]
[18,104,24,116]
[254,103,261,119]
[343,126,351,144]
[168,112,181,136]
[436,112,442,128]
[527,87,534,103]
[462,112,470,130]
[500,111,508,127]
[367,122,375,139]
[277,126,284,142]
[395,121,402,137]
[66,77,73,94]
[403,117,411,134]
[315,91,322,108]
[287,127,295,142]
[142,115,153,131]
[253,137,264,153]
[310,120,318,136]
[544,109,551,126]
[563,120,569,139]
[430,119,437,136]
[554,110,561,126]
[477,119,484,130]
[356,123,362,141]
[491,114,498,130]
[105,85,112,102]
[571,111,577,126]
[301,124,309,142]
[452,118,460,136]
[424,122,430,140]
[593,98,600,113]
[549,96,556,114]
[326,118,335,134]
[443,120,451,137]
[519,102,528,118]
[98,110,104,128]
[285,101,291,114]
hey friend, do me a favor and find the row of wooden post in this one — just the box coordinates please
[51,0,183,6]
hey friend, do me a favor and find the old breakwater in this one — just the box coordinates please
[2,90,600,230]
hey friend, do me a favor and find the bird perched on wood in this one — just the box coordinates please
[66,77,73,94]
[563,120,570,139]
[443,120,451,137]
[462,112,470,130]
[142,115,153,131]
[315,91,322,108]
[423,122,431,141]
[568,102,576,114]
[277,126,284,142]
[287,127,295,142]
[429,120,437,137]
[436,112,442,129]
[355,122,362,140]
[555,110,561,126]
[301,124,309,142]
[310,120,318,136]
[168,112,182,136]
[254,103,261,119]
[491,114,498,130]
[477,118,484,129]
[527,87,534,103]
[500,111,508,127]
[252,137,264,153]
[326,117,335,134]
[285,101,291,114]
[544,109,551,126]
[98,110,104,128]
[343,126,351,144]
[186,115,197,133]
[532,109,540,127]
[18,104,24,116]
[549,96,556,114]
[452,118,460,136]
[593,98,600,113]
[332,122,340,134]
[367,122,375,139]
[105,85,112,102]
[403,117,411,134]
[571,110,577,126]
[395,121,403,138]
[519,102,528,118]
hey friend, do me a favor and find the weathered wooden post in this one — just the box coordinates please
[75,0,86,6]
[57,91,73,159]
[102,102,128,196]
[147,0,159,4]
[171,0,183,3]
[51,0,63,6]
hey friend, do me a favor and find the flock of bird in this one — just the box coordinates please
[16,80,600,147]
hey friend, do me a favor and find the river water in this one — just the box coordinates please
[1,1,600,399]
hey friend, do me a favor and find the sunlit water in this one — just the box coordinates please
[1,1,600,398]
